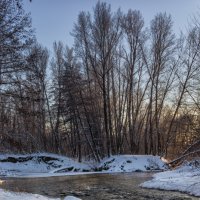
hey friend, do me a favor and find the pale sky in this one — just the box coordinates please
[23,0,200,51]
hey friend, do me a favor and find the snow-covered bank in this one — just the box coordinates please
[0,153,167,177]
[0,188,81,200]
[141,160,200,197]
[98,155,167,172]
[0,153,90,177]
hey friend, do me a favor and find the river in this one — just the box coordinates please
[0,173,198,200]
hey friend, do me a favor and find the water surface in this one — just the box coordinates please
[0,173,198,200]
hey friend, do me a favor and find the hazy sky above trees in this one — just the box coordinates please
[23,0,200,50]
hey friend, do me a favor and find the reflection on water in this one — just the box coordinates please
[0,173,198,200]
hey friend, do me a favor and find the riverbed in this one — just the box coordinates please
[0,173,198,200]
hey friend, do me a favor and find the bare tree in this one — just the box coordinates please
[73,2,122,157]
[121,9,147,153]
[144,13,176,155]
[165,25,200,157]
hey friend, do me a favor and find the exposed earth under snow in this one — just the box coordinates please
[141,160,200,197]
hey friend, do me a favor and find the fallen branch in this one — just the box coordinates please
[168,149,200,167]
[182,140,200,155]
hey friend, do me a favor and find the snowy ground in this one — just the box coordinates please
[141,160,200,197]
[0,188,81,200]
[0,153,167,177]
[98,154,167,172]
[0,153,90,177]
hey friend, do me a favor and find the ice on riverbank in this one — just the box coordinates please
[0,188,81,200]
[141,160,200,197]
[0,153,167,177]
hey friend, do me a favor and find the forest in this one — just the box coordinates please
[1,0,200,163]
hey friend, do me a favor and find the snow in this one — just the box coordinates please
[64,196,81,200]
[0,188,81,200]
[0,153,90,177]
[98,155,167,172]
[0,153,167,177]
[141,160,200,197]
[0,188,57,200]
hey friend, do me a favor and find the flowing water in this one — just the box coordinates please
[0,173,199,200]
